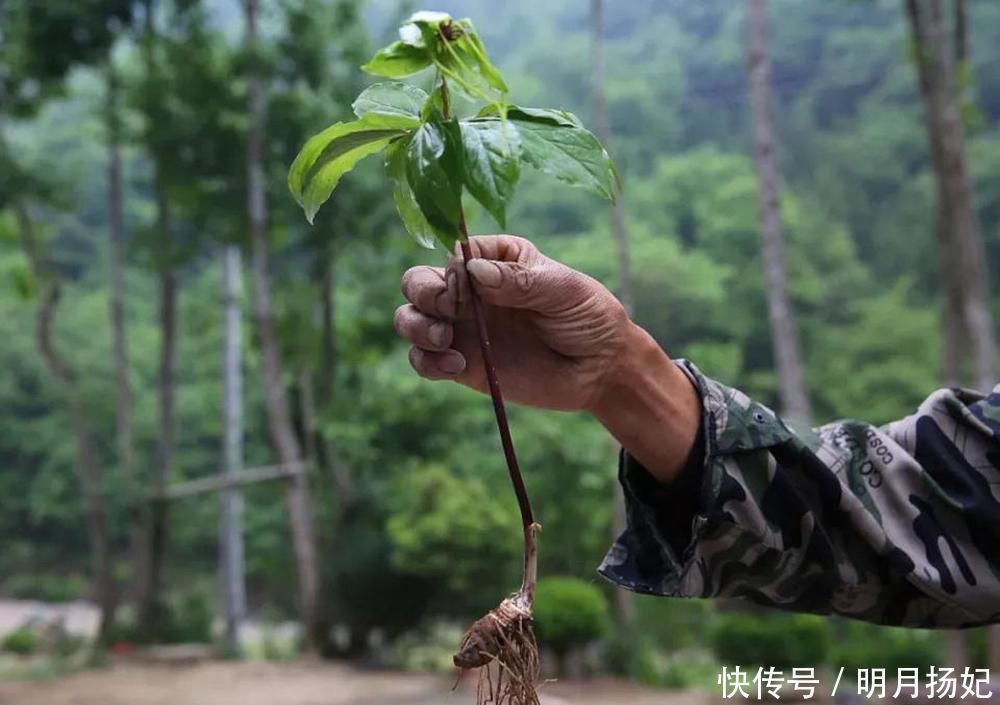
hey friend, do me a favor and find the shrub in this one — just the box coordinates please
[2,629,40,656]
[393,621,467,672]
[533,577,610,659]
[710,612,830,669]
[832,622,941,674]
[160,589,214,644]
[105,589,214,646]
[4,574,85,603]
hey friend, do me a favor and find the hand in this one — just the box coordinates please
[395,235,701,482]
[397,235,627,411]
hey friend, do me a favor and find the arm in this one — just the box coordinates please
[394,235,1000,628]
[598,353,1000,628]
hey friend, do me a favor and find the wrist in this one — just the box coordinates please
[588,323,702,484]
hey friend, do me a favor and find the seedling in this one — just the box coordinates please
[289,11,615,704]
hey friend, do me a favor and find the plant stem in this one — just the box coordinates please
[458,214,538,603]
[440,73,537,603]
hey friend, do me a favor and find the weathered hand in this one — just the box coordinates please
[396,235,701,483]
[396,235,629,412]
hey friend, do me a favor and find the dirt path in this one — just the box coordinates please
[0,660,715,705]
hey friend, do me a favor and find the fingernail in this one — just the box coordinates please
[438,352,465,375]
[429,322,449,347]
[467,260,502,288]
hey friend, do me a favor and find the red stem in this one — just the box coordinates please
[440,75,536,599]
[458,213,535,530]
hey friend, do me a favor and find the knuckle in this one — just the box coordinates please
[505,263,535,295]
[514,265,533,293]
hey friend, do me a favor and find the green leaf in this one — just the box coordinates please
[362,41,432,78]
[405,118,464,247]
[352,82,428,124]
[459,119,520,227]
[385,139,439,249]
[457,20,508,94]
[491,108,615,202]
[478,105,582,128]
[288,115,417,223]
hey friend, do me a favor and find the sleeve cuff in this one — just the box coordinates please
[597,359,794,597]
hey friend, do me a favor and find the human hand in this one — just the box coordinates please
[395,235,701,483]
[396,235,630,412]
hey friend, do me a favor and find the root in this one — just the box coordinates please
[454,594,540,705]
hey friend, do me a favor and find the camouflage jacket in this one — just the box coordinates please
[598,360,1000,628]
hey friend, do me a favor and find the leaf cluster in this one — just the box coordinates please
[288,11,616,248]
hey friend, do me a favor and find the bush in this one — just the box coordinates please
[4,574,85,603]
[831,622,941,674]
[2,629,40,656]
[104,589,214,646]
[533,577,610,659]
[393,621,467,672]
[160,590,214,644]
[710,612,830,669]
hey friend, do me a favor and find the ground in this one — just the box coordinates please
[0,599,715,705]
[0,660,716,705]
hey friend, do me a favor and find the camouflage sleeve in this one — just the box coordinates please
[598,360,1000,628]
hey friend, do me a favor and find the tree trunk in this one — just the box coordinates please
[905,0,996,392]
[318,251,337,410]
[953,0,968,66]
[746,0,813,422]
[591,0,636,629]
[135,0,181,642]
[244,0,321,646]
[905,0,998,667]
[15,203,117,645]
[220,245,247,657]
[317,243,351,498]
[138,182,177,641]
[106,66,143,602]
[299,367,319,468]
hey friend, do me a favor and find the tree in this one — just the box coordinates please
[745,0,812,421]
[590,0,635,629]
[14,206,117,644]
[220,244,247,656]
[904,0,996,391]
[104,59,143,607]
[1,0,134,646]
[243,0,321,645]
[134,0,182,640]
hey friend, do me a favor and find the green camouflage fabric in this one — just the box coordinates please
[598,360,1000,628]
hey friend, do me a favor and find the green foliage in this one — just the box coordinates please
[831,621,942,674]
[1,629,40,656]
[386,463,519,602]
[533,577,611,657]
[249,624,306,662]
[3,574,85,603]
[0,0,995,677]
[392,621,467,672]
[289,10,615,243]
[362,42,432,78]
[159,589,214,645]
[495,108,616,202]
[288,116,417,224]
[710,613,831,670]
[352,82,428,123]
[458,119,520,227]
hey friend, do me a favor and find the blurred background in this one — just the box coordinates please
[1,0,997,703]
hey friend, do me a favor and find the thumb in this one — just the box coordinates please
[466,257,568,311]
